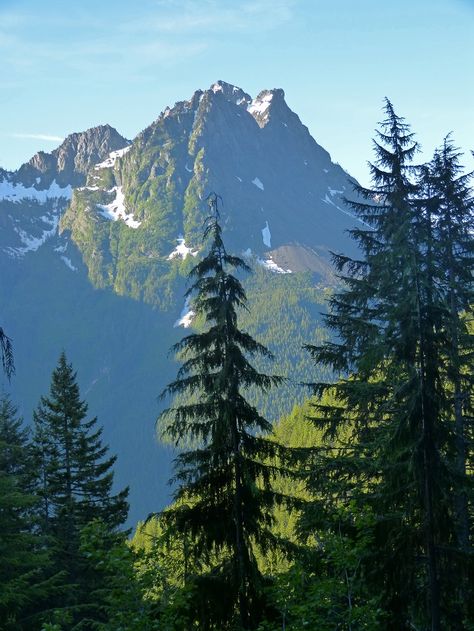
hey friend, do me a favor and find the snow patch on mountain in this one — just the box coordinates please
[94,145,131,170]
[61,256,77,271]
[262,221,271,247]
[78,185,100,192]
[248,92,273,116]
[6,207,62,256]
[174,297,195,328]
[54,241,68,254]
[52,239,77,271]
[167,236,198,260]
[0,177,72,202]
[257,258,292,274]
[252,177,264,191]
[322,194,369,227]
[97,187,141,228]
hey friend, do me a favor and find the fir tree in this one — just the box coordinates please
[419,138,474,622]
[32,352,129,628]
[0,326,14,380]
[158,194,297,630]
[0,396,53,630]
[302,101,471,630]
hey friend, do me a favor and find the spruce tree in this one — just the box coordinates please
[420,138,474,622]
[158,194,296,630]
[0,326,14,379]
[0,396,53,630]
[32,352,129,628]
[302,101,471,630]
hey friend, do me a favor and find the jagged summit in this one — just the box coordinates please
[157,81,290,130]
[0,124,130,191]
[17,124,130,188]
[209,80,252,107]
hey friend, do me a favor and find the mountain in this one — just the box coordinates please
[0,81,364,524]
[61,80,358,305]
[0,125,129,257]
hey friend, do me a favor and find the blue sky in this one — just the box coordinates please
[1,0,473,184]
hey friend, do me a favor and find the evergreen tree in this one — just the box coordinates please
[0,326,14,379]
[32,353,129,628]
[78,519,158,631]
[0,396,53,630]
[302,101,471,630]
[158,194,297,630]
[419,138,474,622]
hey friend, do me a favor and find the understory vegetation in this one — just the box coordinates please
[1,101,473,630]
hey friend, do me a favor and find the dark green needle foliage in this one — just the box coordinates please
[158,194,297,630]
[0,326,14,380]
[419,136,474,621]
[32,352,129,628]
[302,100,473,630]
[0,396,54,630]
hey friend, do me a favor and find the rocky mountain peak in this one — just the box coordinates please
[55,124,129,175]
[17,124,129,188]
[155,82,294,137]
[208,80,251,107]
[247,88,289,128]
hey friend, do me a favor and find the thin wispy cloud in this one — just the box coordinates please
[1,24,208,74]
[127,0,296,34]
[0,0,297,75]
[11,133,64,142]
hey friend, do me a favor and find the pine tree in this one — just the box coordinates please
[0,396,53,630]
[158,194,297,630]
[0,326,14,379]
[419,138,474,623]
[302,101,470,629]
[32,352,129,628]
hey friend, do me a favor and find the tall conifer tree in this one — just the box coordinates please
[159,194,296,630]
[0,326,14,380]
[0,396,53,630]
[32,353,129,627]
[302,101,471,630]
[420,138,474,622]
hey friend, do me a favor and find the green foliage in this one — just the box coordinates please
[79,520,159,630]
[60,108,207,311]
[303,100,474,629]
[258,509,382,631]
[133,395,383,630]
[238,265,330,421]
[0,396,55,630]
[0,325,14,379]
[157,196,299,629]
[183,149,209,242]
[32,353,129,629]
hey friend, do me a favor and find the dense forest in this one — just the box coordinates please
[1,100,473,630]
